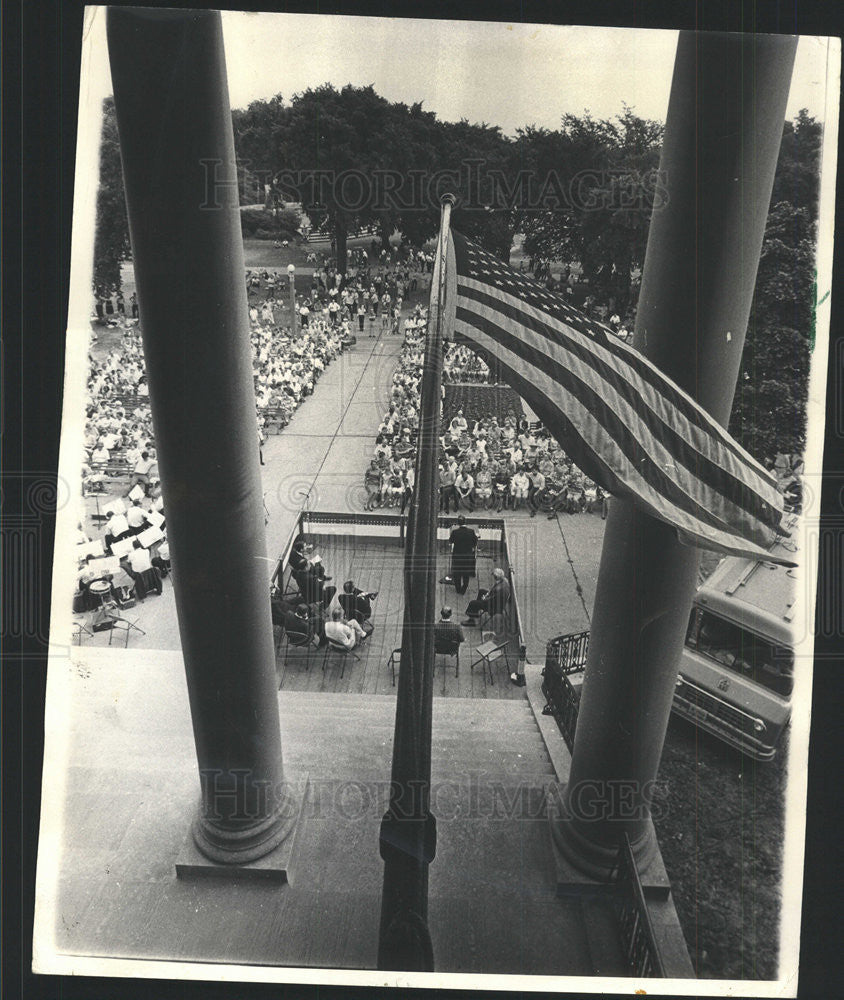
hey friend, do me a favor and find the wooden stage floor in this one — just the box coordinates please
[276,533,525,700]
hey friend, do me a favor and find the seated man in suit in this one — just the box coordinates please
[433,607,465,652]
[285,603,326,647]
[462,567,511,627]
[324,607,367,651]
[288,537,335,607]
[339,580,378,633]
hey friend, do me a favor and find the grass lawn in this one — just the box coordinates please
[656,718,787,979]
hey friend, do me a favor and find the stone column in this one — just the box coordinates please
[553,30,798,879]
[107,7,297,867]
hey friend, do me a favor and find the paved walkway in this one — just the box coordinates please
[78,297,607,657]
[261,328,403,547]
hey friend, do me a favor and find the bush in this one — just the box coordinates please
[240,205,302,239]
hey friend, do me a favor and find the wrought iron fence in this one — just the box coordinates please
[541,630,589,752]
[546,629,590,674]
[614,832,667,978]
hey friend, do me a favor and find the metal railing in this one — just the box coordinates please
[541,630,590,752]
[546,629,590,674]
[614,832,667,978]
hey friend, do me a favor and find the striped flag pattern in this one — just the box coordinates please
[446,230,790,564]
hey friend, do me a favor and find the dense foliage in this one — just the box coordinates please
[92,97,130,296]
[729,111,822,461]
[94,84,820,460]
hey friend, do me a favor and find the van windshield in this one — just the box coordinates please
[685,608,793,698]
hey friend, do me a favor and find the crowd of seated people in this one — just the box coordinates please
[362,321,607,518]
[82,328,159,496]
[442,343,491,383]
[438,412,607,517]
[74,487,171,619]
[250,317,346,434]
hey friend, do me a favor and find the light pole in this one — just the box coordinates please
[287,263,297,336]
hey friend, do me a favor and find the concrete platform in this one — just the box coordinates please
[38,653,602,977]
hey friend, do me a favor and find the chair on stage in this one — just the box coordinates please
[107,614,146,648]
[470,637,511,685]
[282,630,314,670]
[72,616,93,646]
[433,633,461,693]
[136,567,163,600]
[322,637,359,679]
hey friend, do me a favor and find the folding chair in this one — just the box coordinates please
[283,630,314,671]
[470,638,511,685]
[107,615,146,648]
[322,637,360,679]
[433,637,461,693]
[72,616,93,646]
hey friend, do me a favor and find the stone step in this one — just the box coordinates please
[284,751,553,774]
[280,690,532,710]
[281,723,545,743]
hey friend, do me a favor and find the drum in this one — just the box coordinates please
[88,579,112,598]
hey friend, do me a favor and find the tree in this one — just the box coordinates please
[728,112,822,463]
[235,86,520,267]
[231,93,288,205]
[93,97,131,296]
[271,84,445,273]
[516,108,664,314]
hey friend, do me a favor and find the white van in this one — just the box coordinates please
[672,528,798,760]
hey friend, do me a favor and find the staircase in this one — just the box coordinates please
[52,653,670,976]
[278,691,602,976]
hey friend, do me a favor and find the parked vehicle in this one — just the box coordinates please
[672,526,798,760]
[542,518,800,760]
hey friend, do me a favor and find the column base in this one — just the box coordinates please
[176,775,307,883]
[546,782,670,899]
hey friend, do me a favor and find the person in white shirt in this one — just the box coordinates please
[449,410,468,441]
[104,510,130,549]
[123,540,163,599]
[151,538,171,578]
[91,442,110,467]
[454,469,475,511]
[126,499,148,534]
[510,469,530,510]
[126,451,156,496]
[324,607,367,650]
[127,543,152,573]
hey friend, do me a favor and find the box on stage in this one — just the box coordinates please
[88,555,121,576]
[137,525,164,548]
[109,537,136,558]
[77,539,105,560]
[103,498,127,516]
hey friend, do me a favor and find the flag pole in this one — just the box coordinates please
[377,193,456,971]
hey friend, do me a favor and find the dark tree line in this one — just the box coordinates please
[94,84,821,462]
[92,97,130,296]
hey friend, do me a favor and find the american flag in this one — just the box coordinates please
[446,230,790,564]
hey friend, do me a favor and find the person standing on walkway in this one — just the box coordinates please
[399,466,415,514]
[439,460,458,513]
[449,515,478,596]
